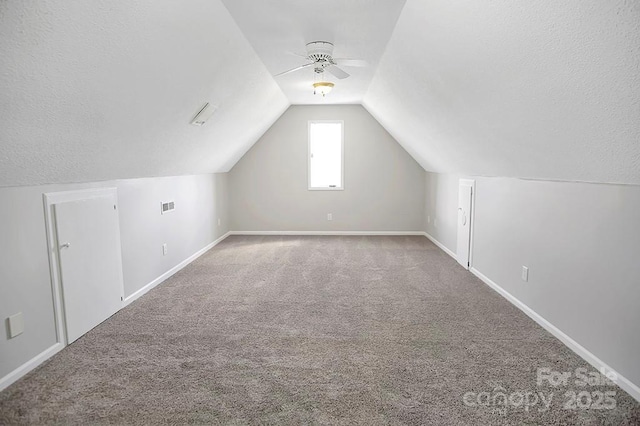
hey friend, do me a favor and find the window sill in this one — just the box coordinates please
[308,187,344,191]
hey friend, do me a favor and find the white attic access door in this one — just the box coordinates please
[44,188,125,344]
[456,179,475,269]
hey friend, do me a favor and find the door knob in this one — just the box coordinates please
[458,208,467,226]
[60,243,71,249]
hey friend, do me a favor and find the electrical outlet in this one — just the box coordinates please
[427,215,431,223]
[521,266,529,282]
[162,243,168,256]
[8,312,24,338]
[327,213,332,221]
[217,218,221,227]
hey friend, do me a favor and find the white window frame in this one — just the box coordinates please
[308,120,344,191]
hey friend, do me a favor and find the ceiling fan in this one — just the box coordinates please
[275,41,368,80]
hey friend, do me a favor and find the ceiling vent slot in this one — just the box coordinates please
[161,201,175,215]
[190,102,218,126]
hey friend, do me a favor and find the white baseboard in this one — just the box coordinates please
[423,230,640,402]
[229,231,425,236]
[423,231,457,260]
[470,267,640,403]
[124,231,231,306]
[0,232,231,393]
[5,230,637,404]
[0,342,64,392]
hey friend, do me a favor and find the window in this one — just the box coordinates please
[308,121,344,190]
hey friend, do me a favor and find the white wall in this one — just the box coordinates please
[424,172,640,394]
[0,173,228,381]
[424,173,460,251]
[118,175,228,296]
[229,105,425,232]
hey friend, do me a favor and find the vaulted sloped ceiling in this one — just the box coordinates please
[2,1,639,187]
[364,0,640,184]
[0,0,288,187]
[221,0,406,105]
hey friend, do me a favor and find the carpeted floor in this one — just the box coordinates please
[1,235,638,425]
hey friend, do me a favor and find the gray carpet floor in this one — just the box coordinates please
[1,235,638,425]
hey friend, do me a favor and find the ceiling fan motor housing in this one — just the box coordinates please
[273,40,353,80]
[306,41,334,64]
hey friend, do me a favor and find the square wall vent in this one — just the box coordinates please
[161,201,175,215]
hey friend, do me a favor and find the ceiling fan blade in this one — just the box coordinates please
[287,51,309,59]
[333,58,368,67]
[274,62,315,77]
[326,65,350,79]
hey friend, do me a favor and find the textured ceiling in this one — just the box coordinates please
[0,0,288,187]
[221,0,406,105]
[2,0,639,187]
[364,0,640,184]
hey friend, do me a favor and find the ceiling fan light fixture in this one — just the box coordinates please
[313,81,334,97]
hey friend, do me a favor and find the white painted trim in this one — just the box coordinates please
[0,343,64,392]
[423,231,457,259]
[456,179,476,270]
[43,188,122,348]
[123,231,231,306]
[423,231,640,401]
[229,231,425,236]
[44,187,119,204]
[463,179,477,269]
[470,267,640,403]
[2,230,231,393]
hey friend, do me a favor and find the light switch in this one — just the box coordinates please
[8,312,24,338]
